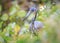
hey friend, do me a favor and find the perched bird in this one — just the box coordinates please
[20,0,44,36]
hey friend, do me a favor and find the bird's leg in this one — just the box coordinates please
[31,10,38,36]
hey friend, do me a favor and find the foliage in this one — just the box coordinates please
[0,1,60,43]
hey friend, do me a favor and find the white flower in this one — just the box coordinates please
[39,5,46,11]
[11,22,16,28]
[5,32,9,36]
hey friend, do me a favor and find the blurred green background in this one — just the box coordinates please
[0,0,60,43]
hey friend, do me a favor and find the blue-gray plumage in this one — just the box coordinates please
[29,21,44,35]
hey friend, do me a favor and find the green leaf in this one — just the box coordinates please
[17,10,26,18]
[1,14,9,21]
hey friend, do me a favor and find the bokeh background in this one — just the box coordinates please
[0,0,60,43]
